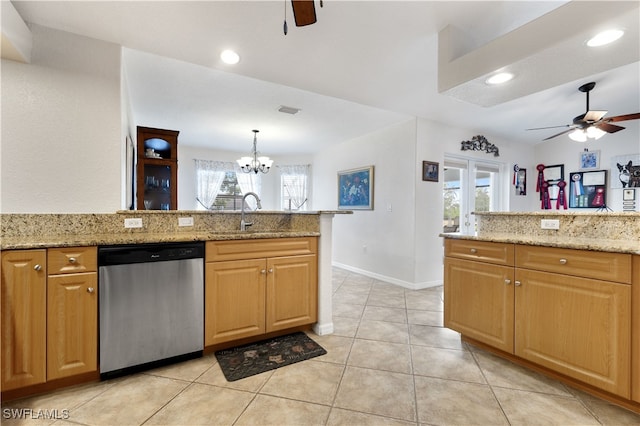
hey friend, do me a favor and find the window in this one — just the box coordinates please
[280,165,310,211]
[194,160,261,210]
[443,156,503,234]
[211,172,243,210]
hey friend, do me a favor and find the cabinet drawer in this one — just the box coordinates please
[48,247,97,275]
[515,245,631,284]
[444,239,514,266]
[206,237,317,262]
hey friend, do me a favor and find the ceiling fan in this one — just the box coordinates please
[527,82,640,141]
[284,0,323,35]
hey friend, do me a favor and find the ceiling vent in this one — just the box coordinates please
[278,105,301,115]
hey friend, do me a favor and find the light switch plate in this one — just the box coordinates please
[178,217,194,227]
[124,218,143,228]
[540,219,560,230]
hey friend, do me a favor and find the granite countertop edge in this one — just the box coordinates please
[440,232,640,255]
[1,231,321,250]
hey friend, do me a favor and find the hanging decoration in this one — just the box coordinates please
[556,180,567,210]
[460,135,500,157]
[536,164,546,193]
[513,165,526,196]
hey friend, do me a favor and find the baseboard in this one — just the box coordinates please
[332,262,442,290]
[313,322,334,336]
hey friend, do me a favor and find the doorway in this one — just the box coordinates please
[443,156,504,234]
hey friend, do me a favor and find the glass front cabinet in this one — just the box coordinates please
[136,126,179,210]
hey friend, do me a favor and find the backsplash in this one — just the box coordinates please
[475,211,640,241]
[0,211,320,238]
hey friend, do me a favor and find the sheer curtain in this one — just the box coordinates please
[194,160,233,210]
[280,164,310,210]
[234,165,262,210]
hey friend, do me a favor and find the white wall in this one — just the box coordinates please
[532,127,640,211]
[313,120,421,286]
[1,25,122,213]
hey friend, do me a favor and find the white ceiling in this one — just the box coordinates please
[8,1,640,154]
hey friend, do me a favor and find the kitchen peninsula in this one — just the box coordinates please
[0,210,347,399]
[442,211,640,414]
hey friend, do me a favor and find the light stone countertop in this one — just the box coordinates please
[441,232,640,255]
[1,230,321,250]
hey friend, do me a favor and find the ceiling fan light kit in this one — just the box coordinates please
[527,81,640,141]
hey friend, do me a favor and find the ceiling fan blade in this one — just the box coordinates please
[526,124,570,131]
[596,122,625,133]
[583,110,607,122]
[543,128,574,141]
[605,112,640,123]
[291,0,317,26]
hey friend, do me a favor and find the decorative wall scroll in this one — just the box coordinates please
[513,165,526,196]
[460,135,500,157]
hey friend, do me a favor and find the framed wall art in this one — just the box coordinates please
[579,150,600,170]
[422,161,439,182]
[338,165,374,210]
[569,170,607,208]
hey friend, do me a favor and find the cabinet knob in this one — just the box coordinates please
[87,287,95,294]
[470,248,477,254]
[514,280,522,286]
[504,279,511,285]
[69,257,77,264]
[261,269,267,274]
[559,258,567,265]
[268,268,274,273]
[33,264,42,271]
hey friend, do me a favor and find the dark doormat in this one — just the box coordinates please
[215,332,327,381]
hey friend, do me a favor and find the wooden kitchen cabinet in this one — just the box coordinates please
[205,259,267,345]
[514,245,632,398]
[444,239,633,399]
[444,239,515,352]
[1,247,98,392]
[1,250,47,391]
[47,246,98,380]
[136,126,179,210]
[633,255,640,404]
[205,238,318,346]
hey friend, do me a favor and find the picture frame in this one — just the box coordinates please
[338,166,374,210]
[542,164,564,200]
[569,170,607,208]
[623,188,636,201]
[422,161,439,182]
[579,150,600,170]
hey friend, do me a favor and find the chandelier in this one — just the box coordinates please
[236,130,273,174]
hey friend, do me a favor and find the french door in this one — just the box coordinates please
[443,156,504,235]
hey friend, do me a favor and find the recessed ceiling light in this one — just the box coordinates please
[485,72,514,85]
[220,49,240,65]
[587,29,624,47]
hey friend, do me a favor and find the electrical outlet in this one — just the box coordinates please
[178,217,194,227]
[124,218,143,228]
[540,219,560,230]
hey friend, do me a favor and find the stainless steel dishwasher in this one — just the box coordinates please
[98,242,204,378]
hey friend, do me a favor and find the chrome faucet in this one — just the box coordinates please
[240,192,262,231]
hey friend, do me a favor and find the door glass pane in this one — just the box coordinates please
[443,164,465,233]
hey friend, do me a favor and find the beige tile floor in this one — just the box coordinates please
[3,267,640,425]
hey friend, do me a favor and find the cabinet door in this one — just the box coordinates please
[1,250,47,391]
[515,269,631,398]
[266,254,318,332]
[444,257,514,353]
[47,273,98,380]
[205,259,266,345]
